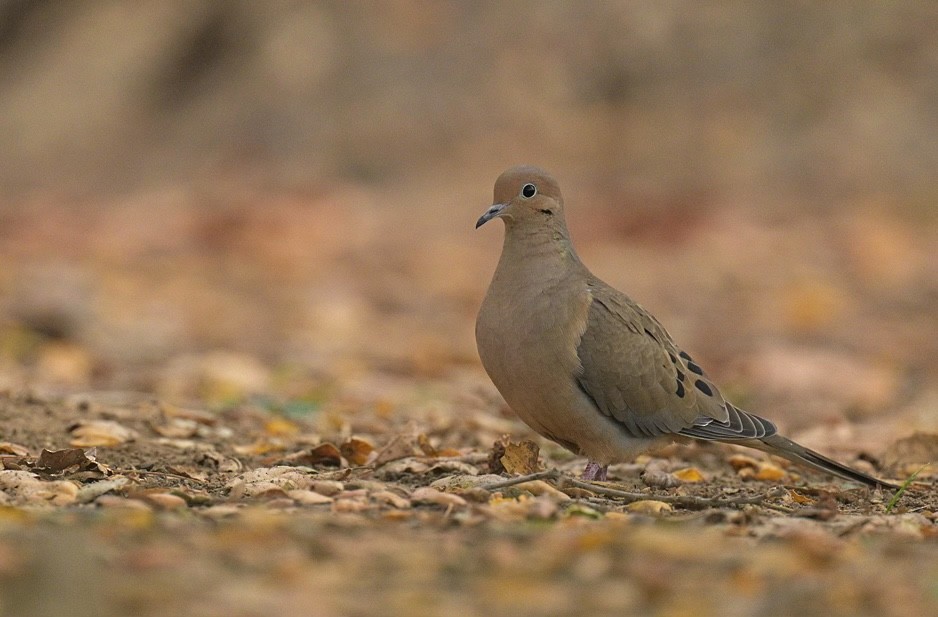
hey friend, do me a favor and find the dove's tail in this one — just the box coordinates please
[753,434,899,490]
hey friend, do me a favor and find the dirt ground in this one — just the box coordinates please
[1,186,937,617]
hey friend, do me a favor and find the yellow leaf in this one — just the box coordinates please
[626,500,673,515]
[754,463,787,482]
[673,467,705,483]
[264,418,299,436]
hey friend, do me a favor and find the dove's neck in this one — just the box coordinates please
[495,220,585,287]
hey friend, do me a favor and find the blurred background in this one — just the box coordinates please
[0,1,935,438]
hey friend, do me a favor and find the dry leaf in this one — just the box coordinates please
[152,418,200,438]
[499,440,540,475]
[417,433,438,456]
[279,443,342,467]
[35,448,110,476]
[410,487,467,508]
[787,489,816,505]
[69,420,138,447]
[265,417,299,436]
[673,467,705,483]
[76,476,130,503]
[233,440,285,456]
[372,490,411,509]
[0,442,30,457]
[340,437,374,465]
[141,493,188,510]
[161,403,217,425]
[372,433,423,467]
[728,454,761,471]
[36,448,92,472]
[626,500,673,515]
[287,489,334,505]
[641,469,681,488]
[513,480,571,501]
[310,480,344,496]
[753,463,787,482]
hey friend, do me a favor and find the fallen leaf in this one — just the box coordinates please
[728,454,761,471]
[233,440,285,456]
[410,487,467,508]
[513,480,571,501]
[69,420,138,447]
[76,476,131,503]
[417,433,438,456]
[753,463,787,482]
[36,448,92,472]
[278,443,342,467]
[500,440,541,475]
[286,489,333,505]
[372,433,423,467]
[141,493,188,510]
[641,469,681,488]
[673,467,705,483]
[626,500,673,515]
[309,480,344,496]
[372,490,411,509]
[340,437,374,465]
[161,403,217,425]
[787,489,816,505]
[265,417,299,436]
[34,448,110,476]
[0,442,30,457]
[151,418,200,438]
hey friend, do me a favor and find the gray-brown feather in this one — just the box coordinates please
[576,276,776,441]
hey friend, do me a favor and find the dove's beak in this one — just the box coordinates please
[475,203,507,229]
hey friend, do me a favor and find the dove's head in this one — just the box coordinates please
[476,166,566,230]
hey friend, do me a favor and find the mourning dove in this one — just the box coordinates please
[475,165,897,489]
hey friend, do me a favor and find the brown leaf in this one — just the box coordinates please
[417,433,438,456]
[410,487,467,508]
[488,436,509,474]
[499,440,541,475]
[787,489,816,505]
[36,448,92,472]
[151,418,200,439]
[161,403,218,425]
[728,454,761,471]
[372,433,423,467]
[340,437,374,465]
[69,420,138,447]
[0,442,30,457]
[280,443,343,467]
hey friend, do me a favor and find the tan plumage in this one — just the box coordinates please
[476,165,897,488]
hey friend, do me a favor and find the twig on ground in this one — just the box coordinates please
[482,470,793,512]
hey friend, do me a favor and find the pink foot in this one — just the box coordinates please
[582,461,608,481]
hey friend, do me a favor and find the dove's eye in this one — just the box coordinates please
[521,183,537,198]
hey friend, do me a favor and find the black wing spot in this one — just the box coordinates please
[668,352,677,364]
[687,361,704,376]
[675,381,685,398]
[676,369,685,382]
[679,351,692,361]
[695,380,713,396]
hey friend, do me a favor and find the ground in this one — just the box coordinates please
[0,182,937,615]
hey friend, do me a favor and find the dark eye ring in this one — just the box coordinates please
[521,183,537,198]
